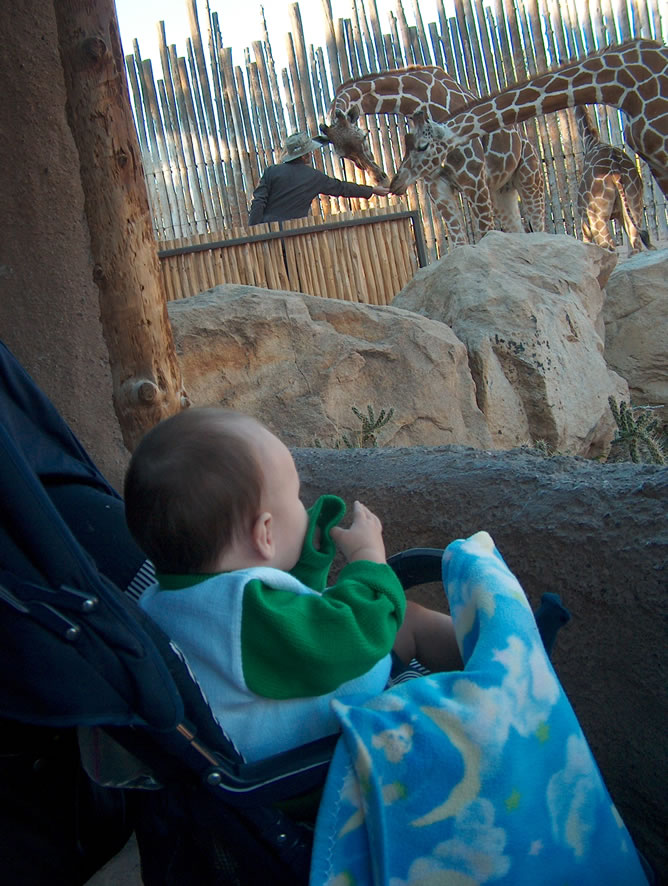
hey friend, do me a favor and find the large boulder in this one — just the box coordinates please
[393,232,629,457]
[168,285,493,449]
[603,248,668,426]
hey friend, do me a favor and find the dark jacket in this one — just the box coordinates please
[248,161,375,225]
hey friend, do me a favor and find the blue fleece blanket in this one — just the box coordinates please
[310,531,648,886]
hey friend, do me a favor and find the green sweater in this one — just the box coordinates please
[156,495,406,699]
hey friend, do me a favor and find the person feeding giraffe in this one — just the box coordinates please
[248,131,389,225]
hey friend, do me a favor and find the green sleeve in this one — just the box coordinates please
[289,494,346,591]
[241,560,406,699]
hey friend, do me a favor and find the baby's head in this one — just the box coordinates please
[124,407,307,575]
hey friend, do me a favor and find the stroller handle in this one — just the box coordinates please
[386,547,444,589]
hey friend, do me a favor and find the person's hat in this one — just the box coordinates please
[279,131,325,162]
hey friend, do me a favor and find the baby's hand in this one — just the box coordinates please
[330,501,386,564]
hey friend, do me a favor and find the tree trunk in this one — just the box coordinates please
[52,0,188,451]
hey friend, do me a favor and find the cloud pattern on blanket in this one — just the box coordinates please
[310,531,648,886]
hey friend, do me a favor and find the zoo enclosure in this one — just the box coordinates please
[124,0,668,305]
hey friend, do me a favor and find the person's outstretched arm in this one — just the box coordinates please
[313,169,390,200]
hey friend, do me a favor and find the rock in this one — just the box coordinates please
[168,285,493,449]
[393,232,628,456]
[603,248,668,426]
[293,444,668,877]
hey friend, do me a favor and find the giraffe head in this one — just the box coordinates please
[389,112,460,194]
[319,108,390,185]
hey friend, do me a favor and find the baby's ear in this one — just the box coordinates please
[252,512,275,561]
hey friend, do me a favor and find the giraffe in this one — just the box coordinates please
[428,39,668,200]
[574,105,651,254]
[389,110,545,233]
[317,66,545,246]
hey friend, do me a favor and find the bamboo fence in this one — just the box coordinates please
[124,0,668,305]
[157,207,427,304]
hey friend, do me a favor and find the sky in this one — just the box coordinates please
[114,0,442,71]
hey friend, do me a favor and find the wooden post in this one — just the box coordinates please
[53,0,187,451]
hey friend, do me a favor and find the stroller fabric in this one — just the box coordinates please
[310,531,648,886]
[0,339,183,731]
[0,339,160,882]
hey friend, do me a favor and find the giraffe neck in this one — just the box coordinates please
[439,39,666,147]
[574,106,601,154]
[332,67,473,122]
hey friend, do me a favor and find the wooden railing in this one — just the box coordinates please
[157,207,427,306]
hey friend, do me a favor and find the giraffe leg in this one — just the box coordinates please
[591,179,618,250]
[480,130,525,232]
[491,185,524,232]
[580,217,593,244]
[513,139,546,232]
[425,175,470,247]
[578,176,617,251]
[626,231,645,254]
[587,214,616,250]
[446,143,496,241]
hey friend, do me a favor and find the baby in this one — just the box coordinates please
[124,407,460,762]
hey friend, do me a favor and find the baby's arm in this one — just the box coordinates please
[330,500,386,564]
[242,560,406,697]
[331,502,461,673]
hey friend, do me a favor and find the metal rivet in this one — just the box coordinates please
[206,771,222,786]
[65,625,81,641]
[82,598,98,612]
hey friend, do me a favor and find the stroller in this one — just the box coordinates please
[0,338,594,885]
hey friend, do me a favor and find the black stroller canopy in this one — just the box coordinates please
[0,340,183,730]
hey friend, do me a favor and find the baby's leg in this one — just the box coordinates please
[393,601,463,673]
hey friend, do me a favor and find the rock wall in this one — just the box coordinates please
[169,236,668,460]
[168,285,493,449]
[603,249,668,427]
[393,232,630,456]
[293,444,667,877]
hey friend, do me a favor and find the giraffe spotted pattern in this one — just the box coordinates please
[438,39,668,199]
[390,110,545,235]
[319,66,545,246]
[574,106,651,254]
